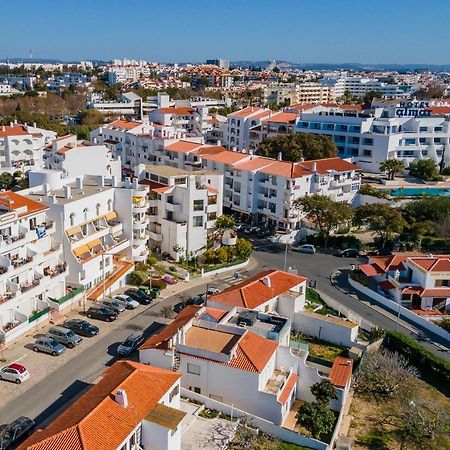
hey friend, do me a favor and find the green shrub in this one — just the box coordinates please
[135,262,149,272]
[128,270,148,286]
[151,279,168,290]
[147,256,158,267]
[359,184,390,199]
[435,318,450,333]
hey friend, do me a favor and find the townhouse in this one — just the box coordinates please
[0,191,65,344]
[359,253,450,313]
[19,361,185,450]
[294,101,450,172]
[25,173,149,300]
[0,123,56,173]
[43,134,121,178]
[134,164,223,260]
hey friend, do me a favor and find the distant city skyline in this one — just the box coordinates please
[1,0,449,65]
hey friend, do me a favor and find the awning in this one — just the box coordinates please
[105,211,118,221]
[73,245,90,257]
[132,196,144,203]
[87,239,102,250]
[66,225,81,236]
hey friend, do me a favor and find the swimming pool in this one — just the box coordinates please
[383,187,450,197]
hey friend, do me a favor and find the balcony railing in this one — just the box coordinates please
[28,307,50,323]
[20,278,40,293]
[53,286,84,305]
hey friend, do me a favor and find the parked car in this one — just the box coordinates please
[162,275,175,285]
[296,244,317,254]
[47,326,83,349]
[86,305,118,322]
[63,319,99,337]
[100,299,126,314]
[33,337,65,356]
[117,334,145,356]
[114,294,139,310]
[137,286,160,299]
[124,288,152,305]
[206,287,220,296]
[0,364,30,384]
[243,226,252,234]
[185,295,204,306]
[173,302,186,313]
[334,248,360,258]
[0,416,35,449]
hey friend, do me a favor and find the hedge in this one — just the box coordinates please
[384,331,450,385]
[151,279,168,290]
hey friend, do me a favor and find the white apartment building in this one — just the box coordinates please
[135,164,223,261]
[19,361,185,450]
[0,123,56,173]
[261,83,333,106]
[0,83,13,96]
[43,134,121,178]
[26,173,149,300]
[320,75,411,99]
[0,191,65,344]
[295,102,450,172]
[225,106,272,150]
[46,73,91,91]
[201,150,360,230]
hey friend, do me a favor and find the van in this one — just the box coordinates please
[47,326,83,349]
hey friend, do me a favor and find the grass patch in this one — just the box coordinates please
[356,429,391,450]
[305,288,339,316]
[291,333,347,361]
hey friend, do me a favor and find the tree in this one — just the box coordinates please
[160,306,174,322]
[354,350,418,398]
[0,172,14,190]
[355,203,405,249]
[154,263,167,278]
[295,195,354,248]
[403,197,450,224]
[80,109,104,128]
[311,380,337,404]
[408,159,443,181]
[235,238,252,260]
[436,216,450,241]
[258,133,337,162]
[128,270,148,286]
[296,402,336,440]
[379,159,405,180]
[147,256,158,267]
[362,90,383,109]
[215,214,235,230]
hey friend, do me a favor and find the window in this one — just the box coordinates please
[69,212,76,227]
[107,199,112,212]
[419,126,428,132]
[362,138,373,146]
[187,364,200,375]
[169,385,179,402]
[193,216,203,227]
[193,200,204,211]
[362,149,372,157]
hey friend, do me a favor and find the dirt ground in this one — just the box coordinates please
[348,377,450,450]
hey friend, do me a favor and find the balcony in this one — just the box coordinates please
[148,230,162,242]
[20,278,41,293]
[133,221,148,231]
[166,201,182,213]
[263,369,290,395]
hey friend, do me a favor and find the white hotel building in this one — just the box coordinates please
[294,102,450,172]
[0,191,65,344]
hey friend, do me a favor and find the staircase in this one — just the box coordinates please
[172,352,181,371]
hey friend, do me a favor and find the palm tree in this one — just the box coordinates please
[379,159,405,180]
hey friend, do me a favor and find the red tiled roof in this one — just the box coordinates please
[329,357,353,389]
[300,157,360,174]
[209,270,306,309]
[409,255,450,272]
[195,145,228,156]
[369,253,423,272]
[18,361,180,450]
[263,112,298,124]
[278,373,298,405]
[378,280,396,291]
[430,106,450,115]
[109,120,143,130]
[401,286,423,294]
[140,306,201,350]
[165,140,203,153]
[200,150,249,165]
[0,191,48,217]
[201,307,227,321]
[159,107,194,115]
[359,263,384,277]
[229,106,269,118]
[234,156,275,172]
[0,125,29,137]
[259,161,311,179]
[420,288,450,298]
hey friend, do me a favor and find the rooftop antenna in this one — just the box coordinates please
[29,49,33,60]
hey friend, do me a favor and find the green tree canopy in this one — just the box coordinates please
[403,197,450,224]
[80,109,104,128]
[0,172,14,190]
[294,194,354,248]
[379,159,405,180]
[408,159,442,181]
[311,380,337,404]
[296,402,336,440]
[258,133,337,162]
[362,90,383,109]
[215,214,235,229]
[355,203,406,248]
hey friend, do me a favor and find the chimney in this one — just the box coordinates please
[10,121,13,127]
[76,177,83,190]
[262,276,271,288]
[232,146,237,152]
[43,184,50,196]
[277,152,282,161]
[33,122,37,128]
[312,161,317,172]
[14,119,17,125]
[216,139,221,146]
[93,137,98,144]
[249,149,254,156]
[64,185,72,199]
[1,126,5,131]
[115,389,128,408]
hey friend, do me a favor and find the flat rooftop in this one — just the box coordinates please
[184,326,241,354]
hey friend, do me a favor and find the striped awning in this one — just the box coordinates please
[66,225,81,236]
[87,239,102,250]
[73,245,90,257]
[105,211,118,221]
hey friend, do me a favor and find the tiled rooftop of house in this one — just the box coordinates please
[0,191,48,217]
[328,357,353,389]
[184,326,241,354]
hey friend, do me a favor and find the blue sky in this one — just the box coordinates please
[2,0,449,64]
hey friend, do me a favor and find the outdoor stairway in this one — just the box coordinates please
[87,260,134,301]
[172,352,181,371]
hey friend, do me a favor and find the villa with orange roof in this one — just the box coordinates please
[18,361,185,450]
[0,191,66,344]
[0,122,56,173]
[358,253,450,313]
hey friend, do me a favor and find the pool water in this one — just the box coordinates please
[384,187,450,197]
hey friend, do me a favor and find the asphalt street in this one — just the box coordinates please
[0,243,448,427]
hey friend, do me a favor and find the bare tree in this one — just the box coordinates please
[355,350,418,398]
[436,216,450,241]
[160,306,174,322]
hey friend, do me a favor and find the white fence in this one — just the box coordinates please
[181,388,330,450]
[201,259,249,278]
[348,277,450,345]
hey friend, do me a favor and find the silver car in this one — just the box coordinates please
[33,337,65,356]
[117,334,144,356]
[47,326,83,349]
[114,294,139,310]
[100,299,126,313]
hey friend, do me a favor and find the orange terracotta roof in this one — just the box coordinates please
[201,307,228,321]
[329,357,353,389]
[263,112,298,124]
[409,255,450,272]
[165,140,202,153]
[229,106,265,118]
[0,191,48,217]
[87,261,133,301]
[359,263,384,277]
[430,106,450,115]
[259,161,311,178]
[300,157,360,174]
[201,150,249,165]
[369,253,423,272]
[195,145,228,156]
[206,185,219,194]
[234,156,275,172]
[140,305,201,350]
[209,270,306,309]
[420,288,450,298]
[278,373,298,405]
[159,107,194,115]
[0,125,29,137]
[19,361,180,450]
[109,120,142,130]
[152,186,173,194]
[288,103,318,112]
[378,280,396,291]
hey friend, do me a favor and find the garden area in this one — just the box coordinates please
[305,288,339,316]
[290,331,348,362]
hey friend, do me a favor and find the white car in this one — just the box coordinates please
[0,363,30,384]
[297,244,317,254]
[115,294,139,310]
